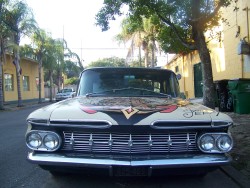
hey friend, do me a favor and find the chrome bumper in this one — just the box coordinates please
[27,152,231,168]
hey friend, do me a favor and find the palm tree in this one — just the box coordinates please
[29,31,82,102]
[64,41,84,71]
[30,29,49,103]
[7,1,36,107]
[115,16,160,68]
[0,0,12,110]
[142,16,161,68]
[0,1,7,110]
[0,32,11,110]
[115,18,144,67]
[43,37,56,102]
[41,37,64,101]
[54,39,64,92]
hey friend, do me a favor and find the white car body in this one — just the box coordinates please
[55,88,76,101]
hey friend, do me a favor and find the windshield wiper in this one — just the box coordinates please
[85,89,118,97]
[85,87,172,98]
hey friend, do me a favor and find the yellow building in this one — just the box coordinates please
[165,0,250,99]
[3,54,44,103]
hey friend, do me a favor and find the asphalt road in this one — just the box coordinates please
[0,105,243,188]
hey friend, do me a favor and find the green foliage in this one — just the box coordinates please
[157,26,191,54]
[96,0,233,109]
[64,60,82,78]
[20,44,36,59]
[96,0,233,53]
[87,57,126,68]
[129,59,144,67]
[64,77,79,86]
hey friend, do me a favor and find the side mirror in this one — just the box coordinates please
[176,74,182,80]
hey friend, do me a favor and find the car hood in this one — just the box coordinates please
[27,96,232,126]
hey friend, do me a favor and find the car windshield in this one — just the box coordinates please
[78,68,180,98]
[60,89,72,93]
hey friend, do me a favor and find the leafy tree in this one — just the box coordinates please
[0,0,10,110]
[49,38,64,93]
[129,59,145,67]
[115,16,160,68]
[6,0,36,107]
[64,60,82,78]
[53,39,83,92]
[28,29,82,101]
[64,77,79,86]
[29,29,50,103]
[115,17,144,67]
[95,0,232,109]
[88,57,126,68]
[43,40,54,101]
[64,47,84,72]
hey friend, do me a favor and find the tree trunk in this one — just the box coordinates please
[151,39,155,68]
[15,65,22,107]
[13,34,22,107]
[138,46,142,67]
[14,49,22,107]
[194,29,215,109]
[58,70,61,92]
[190,0,215,109]
[49,70,53,102]
[144,48,149,68]
[38,60,42,103]
[138,31,142,67]
[0,61,4,110]
[0,37,5,110]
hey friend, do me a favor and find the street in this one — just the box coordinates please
[0,105,243,188]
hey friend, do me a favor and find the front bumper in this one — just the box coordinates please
[55,96,70,101]
[27,152,231,168]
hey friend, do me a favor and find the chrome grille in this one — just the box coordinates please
[62,132,198,153]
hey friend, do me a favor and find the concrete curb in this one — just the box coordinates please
[220,166,250,188]
[1,101,53,111]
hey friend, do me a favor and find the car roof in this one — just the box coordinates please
[81,67,175,75]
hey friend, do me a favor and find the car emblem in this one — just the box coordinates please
[121,107,139,119]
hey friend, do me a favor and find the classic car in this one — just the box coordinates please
[25,67,233,176]
[55,88,76,102]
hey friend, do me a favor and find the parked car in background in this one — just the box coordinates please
[55,88,76,101]
[25,67,233,177]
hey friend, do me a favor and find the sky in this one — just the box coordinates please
[24,0,128,66]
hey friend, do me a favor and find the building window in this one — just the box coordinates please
[23,76,30,91]
[4,74,14,91]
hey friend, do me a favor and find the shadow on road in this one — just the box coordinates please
[41,169,240,188]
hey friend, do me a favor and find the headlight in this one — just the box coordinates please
[25,131,61,152]
[43,133,60,150]
[198,133,233,153]
[26,132,42,149]
[199,135,215,151]
[217,135,233,152]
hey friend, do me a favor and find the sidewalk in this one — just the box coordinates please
[1,99,52,111]
[189,98,250,186]
[226,112,250,180]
